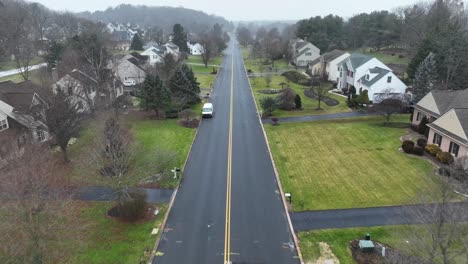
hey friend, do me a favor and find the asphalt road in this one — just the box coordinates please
[291,202,468,231]
[154,40,299,263]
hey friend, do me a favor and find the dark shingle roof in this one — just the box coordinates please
[359,67,390,87]
[455,108,468,137]
[130,52,149,62]
[296,47,311,58]
[0,81,40,113]
[430,89,468,115]
[296,41,309,50]
[322,50,347,62]
[342,53,373,70]
[308,57,320,67]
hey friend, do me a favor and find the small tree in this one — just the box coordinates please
[277,87,296,110]
[172,24,189,53]
[46,90,82,162]
[356,90,369,105]
[199,33,215,68]
[259,96,278,116]
[130,33,143,51]
[295,94,302,109]
[264,74,272,88]
[312,77,329,110]
[373,98,404,124]
[418,116,429,135]
[139,75,172,118]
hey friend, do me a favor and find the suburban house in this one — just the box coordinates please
[141,46,165,65]
[189,42,204,55]
[289,38,321,67]
[113,52,149,85]
[164,42,180,59]
[412,89,468,161]
[0,81,49,168]
[307,50,350,82]
[337,53,407,102]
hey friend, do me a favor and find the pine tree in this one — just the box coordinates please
[140,75,171,117]
[294,94,302,109]
[169,66,200,109]
[181,64,200,94]
[130,34,143,51]
[413,53,438,102]
[172,24,189,53]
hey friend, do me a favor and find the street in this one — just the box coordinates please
[154,40,299,263]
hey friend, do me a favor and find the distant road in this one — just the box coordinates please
[0,63,47,78]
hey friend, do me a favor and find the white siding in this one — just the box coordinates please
[328,53,350,82]
[364,72,407,100]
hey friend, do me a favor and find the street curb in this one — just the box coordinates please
[240,52,305,264]
[148,64,222,264]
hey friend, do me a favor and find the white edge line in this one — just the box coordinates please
[240,46,305,264]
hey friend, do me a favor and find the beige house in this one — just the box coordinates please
[307,49,350,82]
[289,38,321,67]
[412,89,468,161]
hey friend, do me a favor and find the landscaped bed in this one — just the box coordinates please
[265,115,437,211]
[250,75,350,118]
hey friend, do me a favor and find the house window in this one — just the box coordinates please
[416,112,421,121]
[36,129,46,142]
[387,76,392,83]
[305,52,312,56]
[366,74,370,80]
[0,118,8,131]
[350,71,354,77]
[340,72,342,77]
[449,142,460,157]
[433,133,442,146]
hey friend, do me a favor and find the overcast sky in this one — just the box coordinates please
[36,0,427,20]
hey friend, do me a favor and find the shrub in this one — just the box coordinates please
[281,71,309,85]
[117,191,148,222]
[271,117,279,125]
[436,151,454,164]
[417,116,428,134]
[425,144,441,156]
[277,88,296,110]
[165,109,179,119]
[417,138,427,148]
[356,90,369,105]
[402,140,415,154]
[294,94,302,109]
[413,146,424,156]
[259,96,278,116]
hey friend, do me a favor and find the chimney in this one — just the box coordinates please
[51,68,58,82]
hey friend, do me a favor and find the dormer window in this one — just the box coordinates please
[0,118,8,131]
[387,76,392,83]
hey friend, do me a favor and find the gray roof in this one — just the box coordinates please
[322,50,347,62]
[0,81,40,113]
[359,67,390,87]
[428,108,468,146]
[296,41,309,50]
[430,89,468,115]
[296,47,311,58]
[308,57,320,67]
[341,53,373,70]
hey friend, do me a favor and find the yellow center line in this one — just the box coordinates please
[224,47,234,264]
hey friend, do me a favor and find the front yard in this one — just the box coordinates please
[69,111,197,188]
[265,115,437,211]
[250,74,351,118]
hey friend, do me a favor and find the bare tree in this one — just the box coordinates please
[402,177,468,264]
[311,75,329,110]
[264,74,272,88]
[0,145,84,263]
[199,33,215,68]
[45,89,83,162]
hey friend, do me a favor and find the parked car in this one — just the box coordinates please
[201,103,214,118]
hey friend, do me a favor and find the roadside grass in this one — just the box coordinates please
[68,112,196,188]
[0,57,43,71]
[299,226,413,264]
[71,202,167,264]
[265,115,437,211]
[186,54,223,65]
[353,47,410,65]
[195,73,216,89]
[189,64,219,74]
[250,75,350,118]
[241,47,292,73]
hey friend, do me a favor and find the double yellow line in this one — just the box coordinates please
[223,50,234,264]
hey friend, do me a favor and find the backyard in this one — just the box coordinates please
[265,115,437,211]
[250,74,350,118]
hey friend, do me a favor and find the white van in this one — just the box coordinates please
[201,103,214,118]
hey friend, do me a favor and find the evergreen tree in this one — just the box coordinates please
[172,24,189,53]
[407,38,434,80]
[413,53,438,102]
[181,64,200,93]
[169,66,200,109]
[130,34,143,51]
[294,94,302,109]
[140,75,171,117]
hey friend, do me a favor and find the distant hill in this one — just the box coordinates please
[77,4,232,33]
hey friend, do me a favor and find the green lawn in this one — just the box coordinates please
[70,202,167,264]
[186,54,223,65]
[0,57,43,71]
[189,64,219,74]
[69,113,196,188]
[241,46,292,73]
[195,73,216,88]
[250,75,351,118]
[265,115,437,211]
[352,47,410,65]
[299,226,414,264]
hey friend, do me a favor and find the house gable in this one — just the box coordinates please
[431,109,468,141]
[417,92,440,116]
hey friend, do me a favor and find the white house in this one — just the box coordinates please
[290,39,321,67]
[113,53,149,85]
[141,46,165,65]
[337,54,407,101]
[307,50,350,82]
[189,42,204,55]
